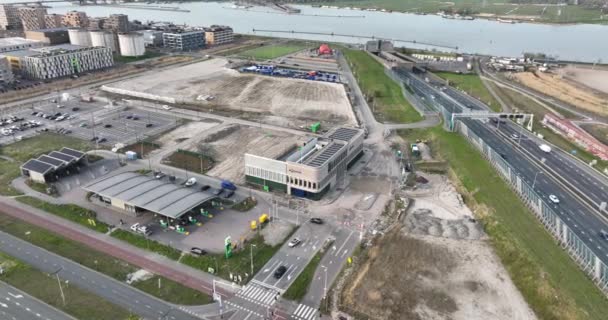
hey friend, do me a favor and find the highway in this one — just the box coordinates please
[0,282,74,320]
[0,230,201,320]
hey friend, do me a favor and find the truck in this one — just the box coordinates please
[221,180,237,191]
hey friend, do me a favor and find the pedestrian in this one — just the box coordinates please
[119,219,124,225]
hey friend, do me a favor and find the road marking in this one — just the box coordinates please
[334,231,354,257]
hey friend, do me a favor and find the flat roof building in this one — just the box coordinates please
[0,37,43,53]
[83,171,217,218]
[163,30,204,51]
[62,11,88,28]
[204,25,233,46]
[245,127,364,199]
[25,28,69,45]
[104,14,128,33]
[44,13,63,29]
[13,44,114,80]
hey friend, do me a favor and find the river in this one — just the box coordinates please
[5,1,607,62]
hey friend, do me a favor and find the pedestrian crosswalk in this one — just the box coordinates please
[236,283,279,307]
[291,304,318,320]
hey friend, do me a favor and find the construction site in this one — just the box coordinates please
[102,58,357,129]
[335,171,535,320]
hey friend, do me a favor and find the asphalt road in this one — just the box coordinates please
[0,282,74,320]
[0,230,201,320]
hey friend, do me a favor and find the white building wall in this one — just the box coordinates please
[23,47,113,80]
[118,33,145,57]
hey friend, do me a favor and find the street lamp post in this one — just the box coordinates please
[532,171,543,189]
[321,265,328,314]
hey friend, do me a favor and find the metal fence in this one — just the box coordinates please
[457,120,608,295]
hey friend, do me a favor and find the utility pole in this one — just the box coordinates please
[250,244,256,275]
[56,273,66,306]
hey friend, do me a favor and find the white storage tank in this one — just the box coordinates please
[118,33,145,57]
[68,28,91,47]
[90,31,117,52]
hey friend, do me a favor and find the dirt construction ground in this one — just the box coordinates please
[182,123,305,184]
[513,71,608,118]
[106,58,357,126]
[341,173,535,320]
[558,65,608,95]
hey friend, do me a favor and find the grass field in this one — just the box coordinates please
[113,51,163,63]
[435,72,502,112]
[16,196,110,233]
[321,0,606,23]
[398,126,608,320]
[580,123,608,147]
[236,43,308,60]
[0,211,211,305]
[485,81,608,171]
[111,229,182,260]
[343,49,422,123]
[0,253,133,320]
[0,134,92,196]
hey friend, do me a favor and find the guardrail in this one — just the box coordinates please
[457,120,608,295]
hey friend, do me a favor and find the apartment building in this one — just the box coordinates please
[104,14,128,33]
[0,56,14,84]
[25,28,69,45]
[44,14,63,29]
[62,11,88,28]
[14,44,113,80]
[18,6,47,31]
[162,31,204,50]
[0,37,43,53]
[204,25,234,46]
[0,4,22,30]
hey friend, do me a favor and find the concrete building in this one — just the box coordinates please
[87,17,105,31]
[25,28,69,45]
[44,13,63,29]
[83,171,216,218]
[245,127,364,199]
[0,37,43,53]
[163,30,204,51]
[0,56,14,84]
[118,33,145,56]
[68,28,91,47]
[62,11,88,28]
[90,30,116,52]
[137,30,163,47]
[0,4,22,30]
[18,6,47,31]
[366,40,394,54]
[104,14,129,33]
[14,44,113,80]
[204,25,233,46]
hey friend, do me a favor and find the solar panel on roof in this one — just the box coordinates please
[48,151,76,163]
[59,147,85,159]
[309,143,344,167]
[37,155,66,167]
[21,159,54,174]
[328,128,359,142]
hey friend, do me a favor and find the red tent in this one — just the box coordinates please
[319,44,332,55]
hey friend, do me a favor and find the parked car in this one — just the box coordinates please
[137,225,152,236]
[104,124,112,128]
[200,185,211,191]
[190,247,207,256]
[288,238,301,248]
[146,123,153,128]
[185,177,197,187]
[155,172,165,179]
[310,218,323,225]
[600,230,608,241]
[273,265,287,279]
[213,188,224,196]
[223,191,234,199]
[130,223,140,232]
[98,138,107,143]
[72,107,80,111]
[162,105,172,110]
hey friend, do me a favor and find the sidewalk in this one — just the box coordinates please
[0,197,239,298]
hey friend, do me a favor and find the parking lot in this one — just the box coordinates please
[0,97,178,147]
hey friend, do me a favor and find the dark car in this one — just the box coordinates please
[200,185,211,191]
[98,138,107,143]
[273,265,287,279]
[104,124,112,128]
[72,107,80,112]
[145,123,153,128]
[310,218,323,225]
[31,111,38,115]
[223,191,234,199]
[126,115,133,119]
[213,188,224,196]
[190,247,207,256]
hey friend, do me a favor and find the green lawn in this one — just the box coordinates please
[343,49,422,123]
[110,229,182,260]
[320,0,607,23]
[236,43,308,60]
[0,211,211,305]
[398,127,608,320]
[0,133,92,196]
[16,196,111,233]
[283,248,324,301]
[0,253,133,320]
[435,72,502,112]
[181,231,294,281]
